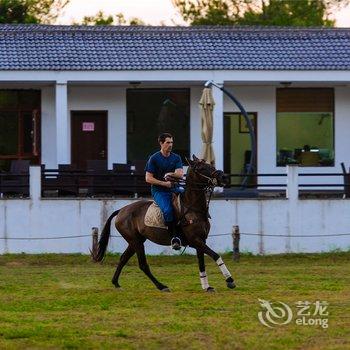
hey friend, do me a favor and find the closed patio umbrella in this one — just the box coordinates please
[199,87,215,165]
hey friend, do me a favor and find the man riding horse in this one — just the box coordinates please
[145,133,184,250]
[95,152,236,292]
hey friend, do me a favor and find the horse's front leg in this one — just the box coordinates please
[196,250,215,292]
[195,240,236,289]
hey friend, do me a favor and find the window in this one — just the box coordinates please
[224,112,257,186]
[276,88,334,167]
[127,88,190,163]
[0,90,41,171]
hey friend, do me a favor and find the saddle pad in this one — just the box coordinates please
[144,202,167,229]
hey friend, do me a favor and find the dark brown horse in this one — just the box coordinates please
[96,155,236,292]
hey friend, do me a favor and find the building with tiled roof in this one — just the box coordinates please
[0,24,349,180]
[2,25,350,255]
[0,24,350,70]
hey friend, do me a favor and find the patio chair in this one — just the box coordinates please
[0,160,30,197]
[132,159,150,196]
[112,163,135,195]
[113,163,132,173]
[299,152,320,166]
[86,160,114,196]
[41,164,79,197]
[58,164,79,196]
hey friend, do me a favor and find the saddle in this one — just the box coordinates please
[144,193,182,229]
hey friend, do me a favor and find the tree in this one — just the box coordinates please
[239,0,339,26]
[80,11,145,26]
[0,0,70,24]
[81,10,114,26]
[172,0,347,27]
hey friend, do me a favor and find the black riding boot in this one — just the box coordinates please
[166,221,182,251]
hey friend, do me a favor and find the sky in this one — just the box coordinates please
[57,0,186,25]
[56,0,350,27]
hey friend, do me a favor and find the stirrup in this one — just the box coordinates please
[171,237,182,251]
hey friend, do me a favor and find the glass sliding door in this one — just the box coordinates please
[224,112,257,187]
[0,111,19,156]
[127,88,190,163]
[0,90,41,171]
[276,88,334,167]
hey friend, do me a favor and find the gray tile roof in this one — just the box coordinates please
[0,24,349,71]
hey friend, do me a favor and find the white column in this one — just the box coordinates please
[286,164,299,201]
[190,86,203,158]
[286,164,299,253]
[29,166,41,201]
[212,82,224,171]
[109,88,127,167]
[55,81,69,165]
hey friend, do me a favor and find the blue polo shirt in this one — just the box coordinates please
[145,151,182,194]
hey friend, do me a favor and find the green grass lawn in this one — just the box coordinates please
[0,252,349,350]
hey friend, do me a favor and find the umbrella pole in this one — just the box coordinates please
[205,80,256,188]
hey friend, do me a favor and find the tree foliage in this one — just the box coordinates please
[172,0,347,26]
[80,11,145,26]
[80,10,114,26]
[0,0,69,24]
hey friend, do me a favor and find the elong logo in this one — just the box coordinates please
[258,299,329,329]
[258,299,293,328]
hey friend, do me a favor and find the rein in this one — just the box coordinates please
[191,168,221,187]
[170,165,217,225]
[168,167,220,190]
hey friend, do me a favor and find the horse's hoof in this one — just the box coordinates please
[113,282,121,289]
[206,287,216,293]
[160,287,171,292]
[226,281,236,289]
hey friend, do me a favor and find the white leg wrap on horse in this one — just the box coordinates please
[199,271,210,290]
[216,257,232,279]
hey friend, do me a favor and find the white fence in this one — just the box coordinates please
[0,166,349,255]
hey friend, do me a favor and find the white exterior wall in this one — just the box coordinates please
[0,165,348,256]
[41,85,127,169]
[1,196,349,255]
[223,85,350,187]
[42,85,205,169]
[41,84,222,169]
[2,77,350,255]
[2,69,350,83]
[68,86,127,168]
[224,85,276,180]
[37,83,350,178]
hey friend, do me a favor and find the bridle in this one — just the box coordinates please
[169,163,222,189]
[188,162,223,188]
[192,168,222,187]
[171,163,223,223]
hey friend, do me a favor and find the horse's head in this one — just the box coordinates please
[186,154,229,187]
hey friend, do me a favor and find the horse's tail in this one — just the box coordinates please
[95,210,120,262]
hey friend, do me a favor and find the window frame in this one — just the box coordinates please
[276,88,335,168]
[126,88,190,163]
[0,90,41,164]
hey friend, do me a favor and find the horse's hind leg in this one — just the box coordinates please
[134,241,170,292]
[112,244,135,288]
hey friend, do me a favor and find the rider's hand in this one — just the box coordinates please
[164,181,173,188]
[164,173,173,181]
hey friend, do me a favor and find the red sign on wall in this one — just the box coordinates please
[82,122,95,131]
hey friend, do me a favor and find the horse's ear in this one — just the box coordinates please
[185,156,193,166]
[192,154,199,162]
